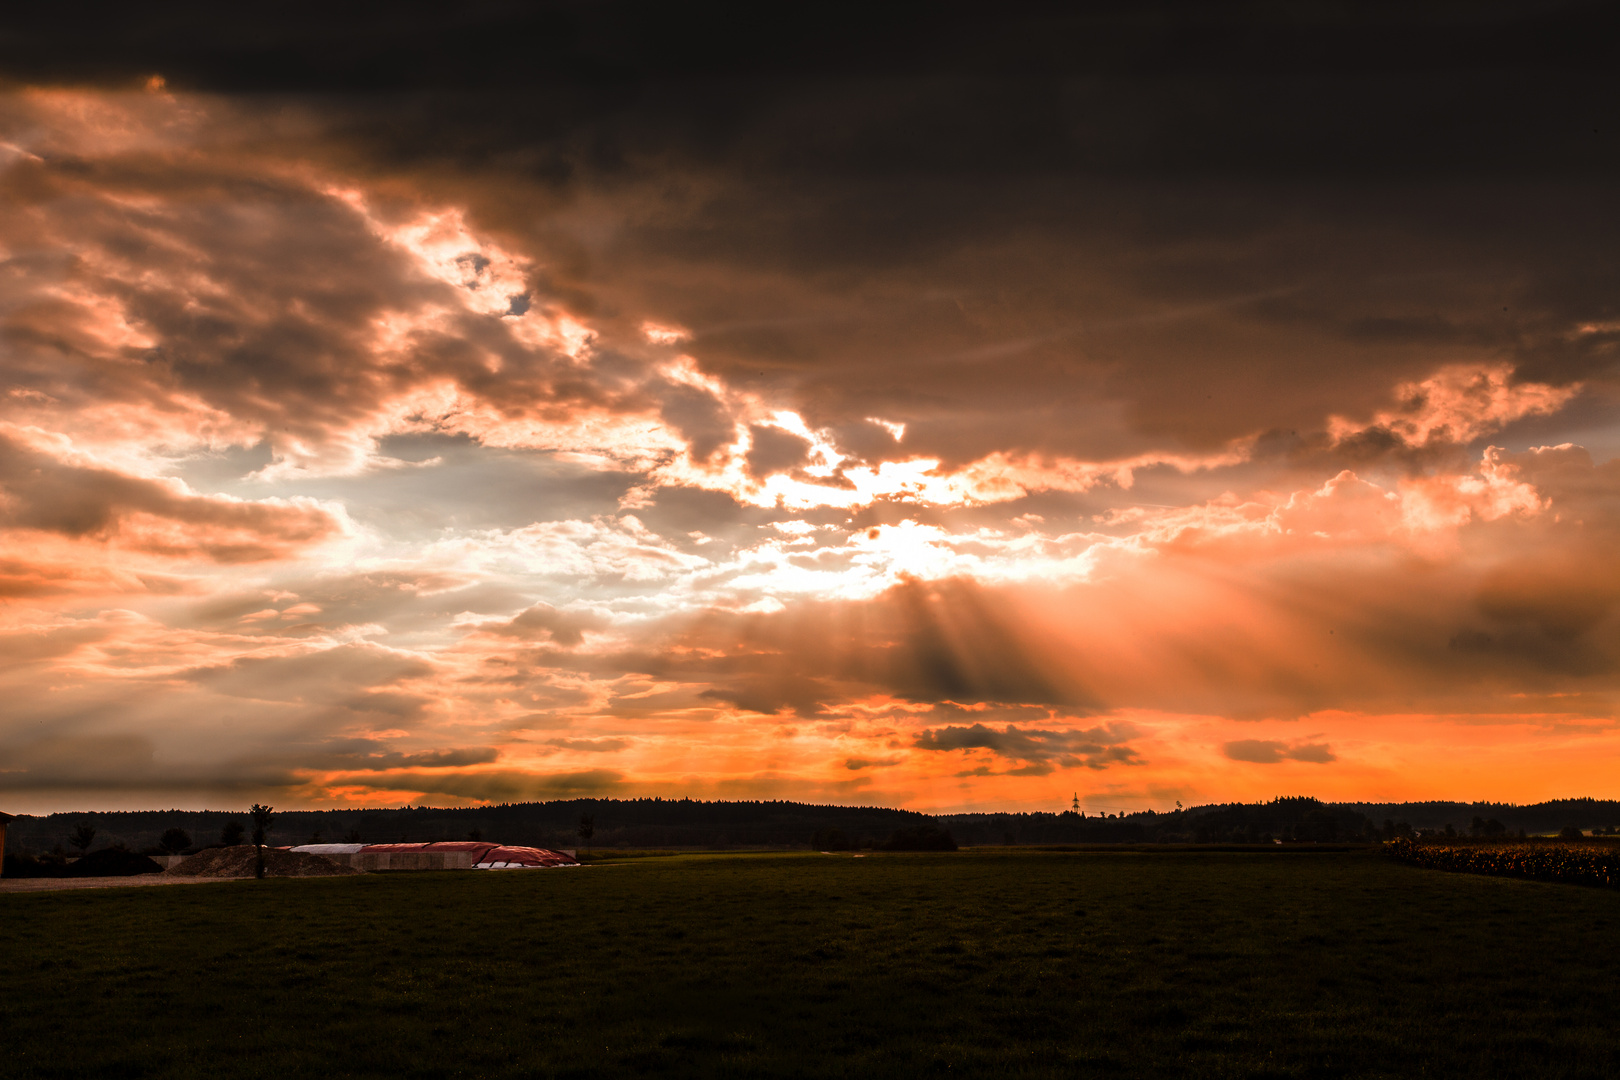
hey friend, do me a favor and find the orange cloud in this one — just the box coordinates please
[3,84,1620,815]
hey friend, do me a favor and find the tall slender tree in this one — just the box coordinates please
[250,804,275,879]
[69,823,96,854]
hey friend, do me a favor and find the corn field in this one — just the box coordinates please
[1387,837,1620,888]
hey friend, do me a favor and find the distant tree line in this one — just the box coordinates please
[1338,798,1620,836]
[2,799,933,857]
[941,797,1376,846]
[813,824,958,851]
[6,796,1620,859]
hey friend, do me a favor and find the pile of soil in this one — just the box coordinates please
[163,846,364,878]
[63,849,165,877]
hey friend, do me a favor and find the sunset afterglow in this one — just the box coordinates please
[4,74,1618,816]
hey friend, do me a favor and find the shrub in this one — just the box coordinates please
[880,825,958,852]
[3,853,67,878]
[62,848,164,877]
[812,827,852,851]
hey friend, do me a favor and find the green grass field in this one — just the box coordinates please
[3,850,1619,1078]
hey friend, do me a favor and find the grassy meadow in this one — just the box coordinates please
[3,849,1619,1078]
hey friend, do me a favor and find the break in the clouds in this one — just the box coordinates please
[3,5,1620,812]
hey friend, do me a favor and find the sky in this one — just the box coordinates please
[3,2,1620,814]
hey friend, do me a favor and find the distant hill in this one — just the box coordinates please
[6,796,1619,855]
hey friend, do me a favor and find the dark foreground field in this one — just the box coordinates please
[3,850,1618,1079]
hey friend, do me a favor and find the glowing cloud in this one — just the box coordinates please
[1,82,1618,815]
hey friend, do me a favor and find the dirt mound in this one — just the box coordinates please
[63,849,164,877]
[164,846,364,878]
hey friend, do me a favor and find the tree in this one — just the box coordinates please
[812,827,852,851]
[250,804,275,879]
[880,825,957,851]
[159,828,191,855]
[343,829,362,844]
[69,824,97,854]
[577,814,595,853]
[1560,825,1585,841]
[220,822,246,847]
[1295,808,1340,843]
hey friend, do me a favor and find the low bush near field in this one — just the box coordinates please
[880,824,958,851]
[1,853,68,878]
[1,849,160,877]
[1388,837,1620,887]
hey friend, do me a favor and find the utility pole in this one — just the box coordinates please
[1071,792,1080,812]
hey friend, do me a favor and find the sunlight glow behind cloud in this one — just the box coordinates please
[2,85,1618,814]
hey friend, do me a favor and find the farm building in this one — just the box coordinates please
[288,841,577,871]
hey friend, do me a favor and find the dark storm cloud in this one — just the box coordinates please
[319,767,628,802]
[0,432,339,560]
[914,721,1141,771]
[0,733,155,788]
[844,757,900,771]
[184,642,435,717]
[177,569,502,651]
[1439,447,1620,678]
[0,730,590,797]
[482,602,605,647]
[25,2,1609,177]
[6,4,1620,810]
[296,738,500,772]
[109,2,1610,470]
[745,424,812,479]
[0,153,424,448]
[591,576,1096,714]
[542,443,1620,721]
[271,435,642,535]
[881,578,1092,706]
[0,126,669,480]
[543,737,630,753]
[658,382,736,463]
[10,6,1617,475]
[0,617,124,667]
[1223,739,1336,765]
[697,675,835,717]
[0,732,303,793]
[0,557,192,599]
[562,177,1619,466]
